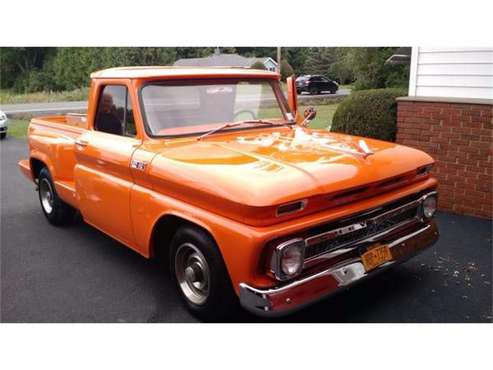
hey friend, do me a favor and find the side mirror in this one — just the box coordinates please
[304,106,317,121]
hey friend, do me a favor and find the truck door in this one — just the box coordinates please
[74,84,140,246]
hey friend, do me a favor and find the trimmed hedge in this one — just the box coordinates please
[331,88,407,142]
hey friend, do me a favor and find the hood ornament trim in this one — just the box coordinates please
[358,140,374,158]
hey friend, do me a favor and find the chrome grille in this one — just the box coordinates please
[304,197,421,260]
[371,206,417,234]
[305,227,369,259]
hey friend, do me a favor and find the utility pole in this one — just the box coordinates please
[277,47,281,73]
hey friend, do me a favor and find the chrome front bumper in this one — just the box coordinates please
[240,221,439,317]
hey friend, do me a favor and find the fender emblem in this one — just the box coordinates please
[131,159,147,171]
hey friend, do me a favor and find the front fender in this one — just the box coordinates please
[130,183,273,293]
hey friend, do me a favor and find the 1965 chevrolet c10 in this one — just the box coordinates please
[19,67,439,320]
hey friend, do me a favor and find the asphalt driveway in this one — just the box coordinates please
[1,137,491,323]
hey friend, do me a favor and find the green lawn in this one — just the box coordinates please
[301,103,338,129]
[258,103,338,130]
[6,119,30,139]
[339,84,354,90]
[0,88,88,104]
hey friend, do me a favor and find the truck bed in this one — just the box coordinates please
[22,113,89,209]
[30,113,89,130]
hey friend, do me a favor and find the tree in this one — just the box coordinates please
[302,48,336,76]
[217,47,237,54]
[0,47,54,90]
[175,47,214,59]
[344,47,409,90]
[327,48,355,84]
[52,47,178,90]
[280,60,294,80]
[284,47,308,75]
[0,47,410,93]
[235,47,277,59]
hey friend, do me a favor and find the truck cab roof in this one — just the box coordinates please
[90,66,280,80]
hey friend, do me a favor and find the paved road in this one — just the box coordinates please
[0,101,88,116]
[298,88,351,99]
[1,137,491,323]
[0,90,350,117]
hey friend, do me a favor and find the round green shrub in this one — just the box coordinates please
[331,88,407,142]
[250,61,266,70]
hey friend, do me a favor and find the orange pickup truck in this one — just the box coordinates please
[19,67,439,320]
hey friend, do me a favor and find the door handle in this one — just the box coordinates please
[75,139,88,147]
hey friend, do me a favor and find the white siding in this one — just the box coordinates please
[409,47,493,99]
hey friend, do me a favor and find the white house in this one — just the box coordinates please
[408,47,493,100]
[173,49,279,72]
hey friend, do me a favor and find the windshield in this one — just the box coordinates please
[140,79,291,137]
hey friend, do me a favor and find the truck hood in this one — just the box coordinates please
[146,127,434,225]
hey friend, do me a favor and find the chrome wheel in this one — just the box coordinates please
[175,243,210,305]
[39,178,54,214]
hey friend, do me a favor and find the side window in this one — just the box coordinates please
[95,85,136,137]
[125,95,136,136]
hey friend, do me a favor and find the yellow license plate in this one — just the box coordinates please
[361,244,392,272]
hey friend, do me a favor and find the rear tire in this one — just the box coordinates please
[0,132,6,139]
[170,225,239,321]
[38,167,76,226]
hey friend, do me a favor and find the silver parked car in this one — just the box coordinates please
[0,110,8,139]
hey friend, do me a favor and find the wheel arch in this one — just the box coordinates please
[30,157,48,180]
[149,212,218,266]
[29,153,55,181]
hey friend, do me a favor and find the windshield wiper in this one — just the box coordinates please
[197,120,283,141]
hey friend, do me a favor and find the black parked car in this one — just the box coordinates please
[296,75,339,95]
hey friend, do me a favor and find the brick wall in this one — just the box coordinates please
[396,97,493,219]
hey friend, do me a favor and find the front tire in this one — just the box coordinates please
[38,167,76,226]
[170,225,238,321]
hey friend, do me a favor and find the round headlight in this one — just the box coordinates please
[281,245,304,276]
[423,195,437,219]
[272,239,305,281]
